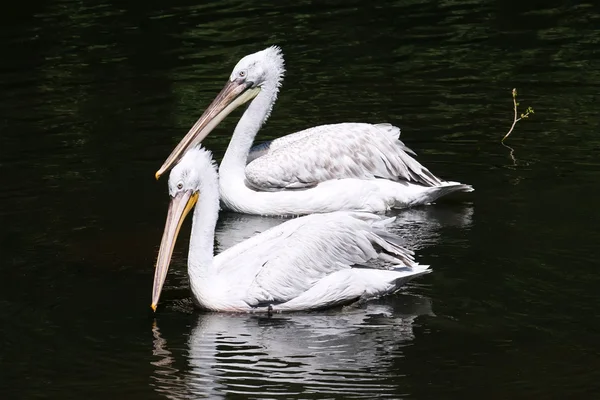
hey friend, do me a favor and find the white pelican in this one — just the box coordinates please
[151,146,431,312]
[155,46,473,216]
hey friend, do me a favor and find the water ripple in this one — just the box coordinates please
[150,296,433,399]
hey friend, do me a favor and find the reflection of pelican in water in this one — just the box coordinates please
[151,147,430,312]
[151,294,433,399]
[155,46,473,216]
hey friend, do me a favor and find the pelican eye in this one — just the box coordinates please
[238,70,247,78]
[177,182,183,190]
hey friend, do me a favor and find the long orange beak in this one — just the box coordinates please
[151,190,199,312]
[155,80,261,180]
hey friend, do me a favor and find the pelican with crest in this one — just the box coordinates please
[155,46,473,216]
[151,146,431,312]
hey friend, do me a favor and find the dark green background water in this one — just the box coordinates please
[2,0,600,398]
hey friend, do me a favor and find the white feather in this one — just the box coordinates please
[246,123,443,189]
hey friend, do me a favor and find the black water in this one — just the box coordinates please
[2,0,600,398]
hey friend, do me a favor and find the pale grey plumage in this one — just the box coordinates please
[246,123,443,190]
[199,211,430,312]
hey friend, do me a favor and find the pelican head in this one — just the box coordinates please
[151,147,218,311]
[155,46,285,180]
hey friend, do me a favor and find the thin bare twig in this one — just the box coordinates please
[502,88,534,142]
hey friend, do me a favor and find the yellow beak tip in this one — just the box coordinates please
[151,304,157,312]
[155,171,161,180]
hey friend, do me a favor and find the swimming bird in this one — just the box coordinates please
[151,146,431,312]
[155,46,473,216]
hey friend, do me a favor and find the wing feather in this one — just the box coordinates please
[245,123,444,190]
[215,212,417,307]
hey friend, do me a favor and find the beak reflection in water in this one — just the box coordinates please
[151,190,199,312]
[155,80,260,180]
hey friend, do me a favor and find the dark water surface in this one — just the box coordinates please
[2,0,600,398]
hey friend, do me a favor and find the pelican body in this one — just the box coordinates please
[151,147,430,312]
[155,46,473,216]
